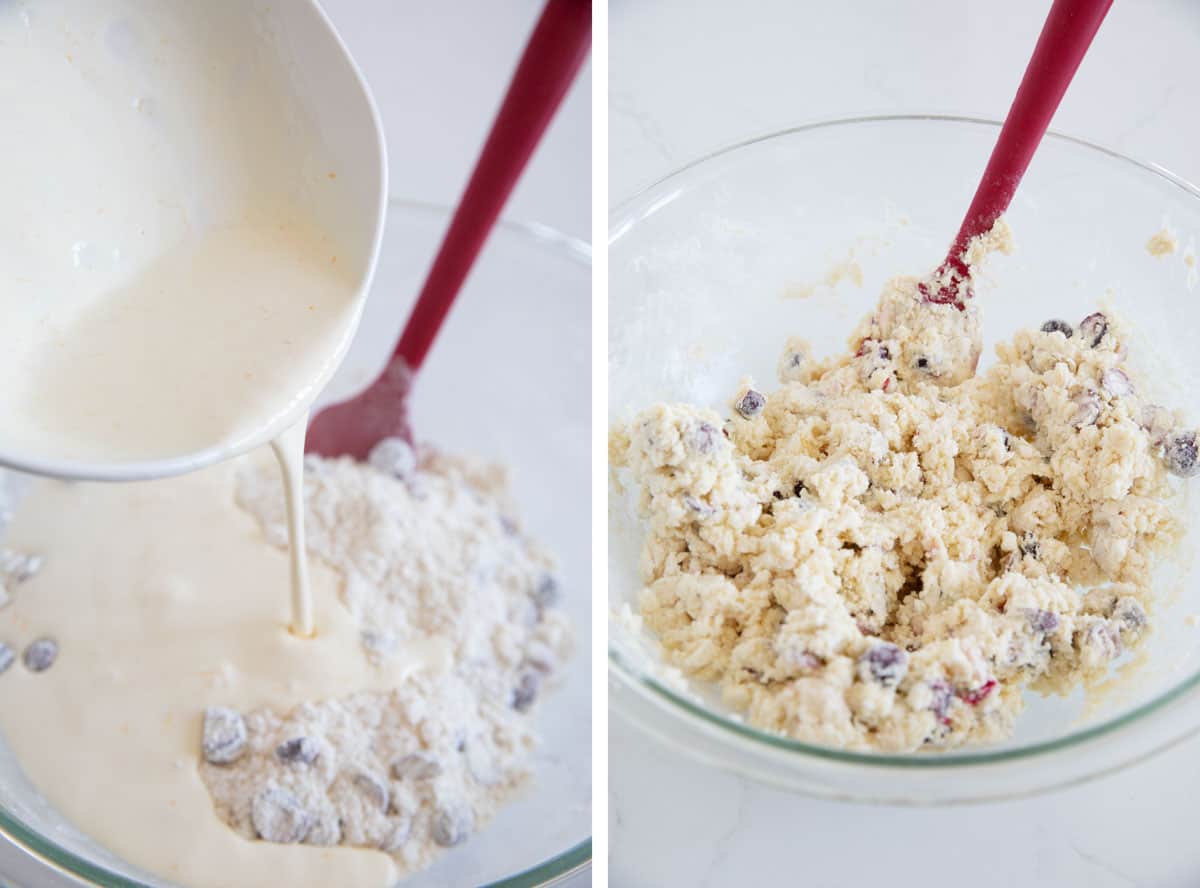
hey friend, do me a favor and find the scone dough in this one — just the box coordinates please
[611,226,1185,752]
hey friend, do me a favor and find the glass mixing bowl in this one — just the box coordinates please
[609,115,1200,803]
[0,201,591,885]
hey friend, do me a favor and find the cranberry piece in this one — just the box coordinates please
[512,671,541,712]
[1040,319,1074,338]
[958,678,998,705]
[1111,597,1146,633]
[352,771,390,812]
[431,804,474,848]
[1164,430,1199,477]
[857,642,908,688]
[1070,391,1101,427]
[1079,313,1108,347]
[1101,368,1133,397]
[691,421,720,454]
[202,706,247,765]
[252,787,312,844]
[928,679,954,724]
[735,389,766,419]
[392,752,443,781]
[275,737,320,766]
[22,638,57,673]
[533,574,560,609]
[1026,609,1059,634]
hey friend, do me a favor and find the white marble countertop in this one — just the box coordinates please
[609,2,1200,887]
[0,1,590,886]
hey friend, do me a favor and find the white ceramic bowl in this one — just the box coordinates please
[609,116,1200,803]
[0,201,591,885]
[0,0,387,483]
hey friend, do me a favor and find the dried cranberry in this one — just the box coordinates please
[928,679,954,724]
[691,422,719,454]
[275,737,320,766]
[735,389,766,419]
[22,638,57,673]
[958,678,998,705]
[857,643,908,688]
[1040,319,1074,338]
[1079,313,1108,347]
[1026,609,1059,634]
[1101,368,1133,397]
[1070,391,1101,427]
[1164,430,1200,478]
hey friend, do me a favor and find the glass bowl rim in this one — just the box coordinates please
[607,112,1200,769]
[0,198,592,887]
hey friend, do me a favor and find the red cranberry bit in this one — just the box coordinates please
[958,678,998,705]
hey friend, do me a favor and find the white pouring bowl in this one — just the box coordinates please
[0,0,387,482]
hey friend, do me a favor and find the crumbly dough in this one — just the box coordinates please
[611,222,1189,752]
[1146,227,1179,257]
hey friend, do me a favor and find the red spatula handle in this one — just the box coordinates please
[943,0,1112,276]
[394,0,591,371]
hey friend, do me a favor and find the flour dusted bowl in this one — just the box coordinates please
[609,116,1200,802]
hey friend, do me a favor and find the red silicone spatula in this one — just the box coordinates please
[922,0,1113,309]
[306,0,591,458]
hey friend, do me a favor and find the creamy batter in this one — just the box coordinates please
[611,222,1192,752]
[0,0,366,471]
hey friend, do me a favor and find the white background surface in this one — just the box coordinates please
[609,2,1200,888]
[0,1,591,886]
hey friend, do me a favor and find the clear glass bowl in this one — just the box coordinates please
[0,201,591,885]
[609,115,1200,803]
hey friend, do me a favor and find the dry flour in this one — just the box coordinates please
[199,440,571,873]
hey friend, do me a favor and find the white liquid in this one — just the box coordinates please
[0,460,450,887]
[270,419,315,638]
[0,0,366,472]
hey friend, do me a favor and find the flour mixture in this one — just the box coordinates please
[611,221,1192,752]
